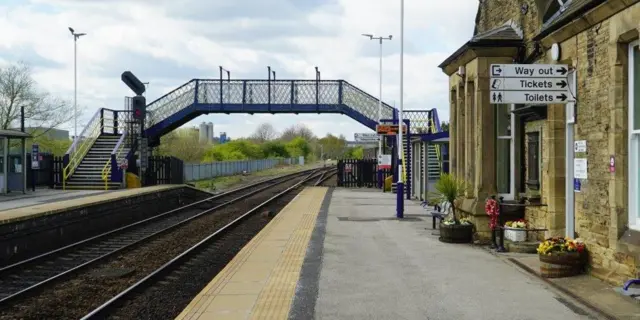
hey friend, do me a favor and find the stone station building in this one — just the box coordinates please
[439,0,640,285]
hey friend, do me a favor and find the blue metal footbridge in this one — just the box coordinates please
[62,78,449,196]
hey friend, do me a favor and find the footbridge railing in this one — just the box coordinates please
[62,108,124,189]
[144,79,403,136]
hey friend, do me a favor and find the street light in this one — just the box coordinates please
[362,33,392,189]
[397,0,405,218]
[219,66,230,104]
[219,66,230,82]
[68,27,86,145]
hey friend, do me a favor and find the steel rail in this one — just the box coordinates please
[0,166,329,306]
[80,168,325,319]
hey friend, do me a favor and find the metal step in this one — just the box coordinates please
[66,179,120,186]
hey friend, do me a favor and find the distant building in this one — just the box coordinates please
[198,122,215,143]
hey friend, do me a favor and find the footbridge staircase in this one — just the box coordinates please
[62,79,448,193]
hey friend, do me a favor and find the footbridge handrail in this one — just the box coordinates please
[101,130,128,190]
[63,109,102,189]
[63,108,121,190]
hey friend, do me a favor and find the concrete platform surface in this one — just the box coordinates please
[0,185,182,224]
[301,189,596,320]
[175,187,329,320]
[0,188,108,211]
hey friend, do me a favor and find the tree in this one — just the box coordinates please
[279,123,315,142]
[441,121,450,132]
[261,141,290,158]
[0,62,74,136]
[318,133,347,159]
[250,122,278,142]
[285,137,311,158]
[155,128,208,162]
[202,139,265,162]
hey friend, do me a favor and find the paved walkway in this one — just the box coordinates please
[0,189,108,212]
[298,189,593,320]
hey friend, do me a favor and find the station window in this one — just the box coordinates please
[526,132,540,190]
[629,40,640,230]
[496,104,514,199]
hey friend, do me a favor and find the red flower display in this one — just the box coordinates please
[485,198,500,230]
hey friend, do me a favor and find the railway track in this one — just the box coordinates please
[314,167,337,186]
[0,166,332,319]
[80,169,326,319]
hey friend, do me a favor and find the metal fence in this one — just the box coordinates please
[184,158,299,181]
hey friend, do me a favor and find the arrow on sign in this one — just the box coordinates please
[556,80,567,88]
[556,93,568,101]
[556,66,568,75]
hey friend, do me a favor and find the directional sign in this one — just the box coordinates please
[489,91,571,104]
[490,78,569,91]
[376,124,407,135]
[490,63,571,104]
[490,64,569,78]
[347,141,376,148]
[354,133,378,142]
[31,144,39,169]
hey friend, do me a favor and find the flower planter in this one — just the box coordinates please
[538,251,587,278]
[439,222,473,243]
[504,228,527,242]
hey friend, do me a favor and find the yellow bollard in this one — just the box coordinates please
[126,172,142,188]
[384,176,393,192]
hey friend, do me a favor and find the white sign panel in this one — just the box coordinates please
[346,141,376,148]
[574,140,587,153]
[490,77,569,91]
[354,133,378,142]
[489,91,571,104]
[378,154,391,169]
[574,158,588,179]
[490,64,572,105]
[490,64,569,78]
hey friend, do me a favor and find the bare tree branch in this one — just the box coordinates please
[0,61,74,135]
[250,122,278,142]
[279,123,316,142]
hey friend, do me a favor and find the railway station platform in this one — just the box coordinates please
[177,188,596,320]
[0,185,186,224]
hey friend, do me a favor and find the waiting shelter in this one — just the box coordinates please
[0,129,31,194]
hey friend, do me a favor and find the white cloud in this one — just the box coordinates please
[0,0,477,140]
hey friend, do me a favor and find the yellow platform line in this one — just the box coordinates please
[175,187,328,320]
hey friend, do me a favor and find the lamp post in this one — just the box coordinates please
[68,27,86,146]
[361,33,392,157]
[219,66,230,82]
[220,66,230,103]
[362,33,392,189]
[397,0,405,219]
[315,67,320,107]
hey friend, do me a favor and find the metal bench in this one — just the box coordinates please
[421,201,450,230]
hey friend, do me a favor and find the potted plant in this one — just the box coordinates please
[428,173,473,243]
[504,219,528,242]
[537,237,587,278]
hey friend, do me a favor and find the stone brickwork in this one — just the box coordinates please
[441,0,640,286]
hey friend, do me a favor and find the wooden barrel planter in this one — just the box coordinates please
[539,251,587,278]
[439,223,473,243]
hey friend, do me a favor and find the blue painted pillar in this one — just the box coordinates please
[406,119,411,200]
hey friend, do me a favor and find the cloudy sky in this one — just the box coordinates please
[0,0,477,140]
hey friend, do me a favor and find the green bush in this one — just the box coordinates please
[261,141,290,158]
[285,137,311,158]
